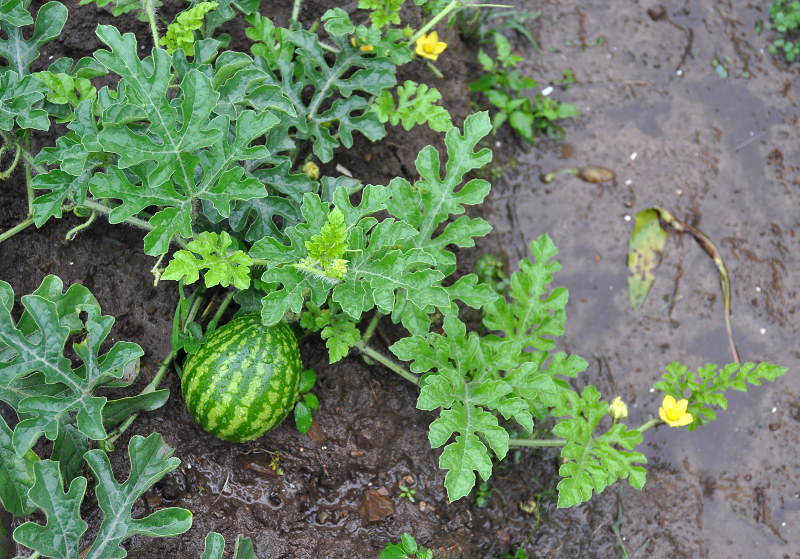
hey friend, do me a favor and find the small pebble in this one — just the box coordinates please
[624,215,631,222]
[630,152,638,161]
[541,86,553,96]
[761,328,766,334]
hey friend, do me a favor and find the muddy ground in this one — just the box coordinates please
[1,0,799,558]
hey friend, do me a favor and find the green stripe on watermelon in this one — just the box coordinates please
[181,314,303,442]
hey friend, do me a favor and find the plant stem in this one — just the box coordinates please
[207,291,236,332]
[104,351,176,446]
[360,312,382,345]
[409,1,513,46]
[78,200,190,250]
[510,417,661,449]
[426,61,444,78]
[0,217,34,243]
[354,341,419,385]
[508,438,567,447]
[0,140,21,180]
[186,290,206,326]
[76,200,148,231]
[409,0,459,45]
[634,417,660,433]
[24,131,33,215]
[64,211,96,241]
[290,0,302,25]
[139,0,160,47]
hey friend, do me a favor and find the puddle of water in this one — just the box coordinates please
[487,0,800,555]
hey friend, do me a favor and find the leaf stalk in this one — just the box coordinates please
[65,211,96,241]
[139,0,161,47]
[508,437,567,447]
[0,217,34,244]
[354,340,419,385]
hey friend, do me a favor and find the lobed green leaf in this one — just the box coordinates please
[552,386,646,508]
[163,231,253,289]
[0,1,66,76]
[0,277,150,455]
[0,415,37,517]
[372,80,452,132]
[13,433,192,559]
[0,72,49,131]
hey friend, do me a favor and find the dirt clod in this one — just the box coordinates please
[359,489,396,524]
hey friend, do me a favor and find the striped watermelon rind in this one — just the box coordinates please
[181,314,303,442]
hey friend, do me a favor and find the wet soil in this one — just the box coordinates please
[1,1,799,558]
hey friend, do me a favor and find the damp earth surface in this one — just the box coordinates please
[1,1,799,558]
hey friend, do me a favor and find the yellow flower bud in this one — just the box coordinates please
[302,161,320,180]
[608,396,628,420]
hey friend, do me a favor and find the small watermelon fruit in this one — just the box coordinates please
[181,313,303,442]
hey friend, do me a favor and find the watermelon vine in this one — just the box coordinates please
[0,0,788,557]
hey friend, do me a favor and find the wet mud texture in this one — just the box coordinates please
[1,0,799,558]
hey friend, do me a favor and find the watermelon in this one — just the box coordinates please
[181,314,303,442]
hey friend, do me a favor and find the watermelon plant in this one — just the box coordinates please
[0,0,789,557]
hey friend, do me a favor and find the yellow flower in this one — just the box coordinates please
[658,395,693,427]
[415,31,447,61]
[302,161,320,180]
[608,396,628,420]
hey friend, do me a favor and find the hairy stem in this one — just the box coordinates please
[139,0,161,47]
[0,140,21,180]
[24,131,33,216]
[78,199,190,250]
[354,341,419,385]
[633,417,660,433]
[508,438,567,447]
[409,0,460,45]
[104,351,176,446]
[64,211,96,241]
[207,290,236,332]
[409,1,513,45]
[360,312,383,345]
[0,217,34,244]
[290,0,302,24]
